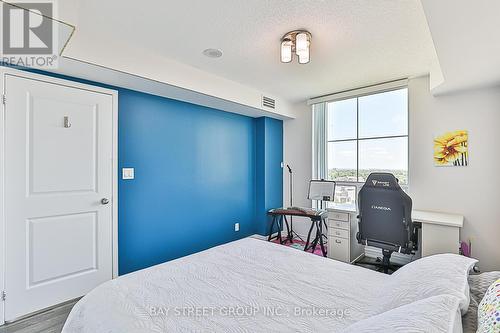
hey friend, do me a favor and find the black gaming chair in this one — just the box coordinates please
[356,173,418,273]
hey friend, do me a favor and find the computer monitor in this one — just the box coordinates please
[308,180,336,202]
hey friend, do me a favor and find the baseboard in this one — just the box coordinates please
[4,296,80,325]
[250,232,310,241]
[250,234,270,240]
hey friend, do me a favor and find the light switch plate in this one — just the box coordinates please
[122,168,134,180]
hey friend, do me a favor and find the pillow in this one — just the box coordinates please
[344,295,461,333]
[385,254,477,314]
[463,272,500,333]
[477,278,500,333]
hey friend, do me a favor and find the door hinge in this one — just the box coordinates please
[1,94,5,105]
[1,291,5,301]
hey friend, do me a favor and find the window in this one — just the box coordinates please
[326,88,408,185]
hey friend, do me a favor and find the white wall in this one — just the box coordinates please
[283,75,500,271]
[283,102,314,237]
[409,76,500,271]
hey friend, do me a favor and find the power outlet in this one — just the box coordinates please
[234,223,240,232]
[122,168,135,180]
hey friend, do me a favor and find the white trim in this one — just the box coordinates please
[0,68,119,325]
[310,109,315,183]
[0,68,5,326]
[307,78,408,105]
[53,56,295,120]
[311,103,327,180]
[111,88,119,278]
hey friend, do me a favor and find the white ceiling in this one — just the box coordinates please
[59,0,437,103]
[421,0,500,95]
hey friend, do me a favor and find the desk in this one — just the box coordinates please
[267,208,329,257]
[328,208,464,262]
[327,210,364,263]
[412,210,464,256]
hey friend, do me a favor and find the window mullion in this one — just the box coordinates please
[328,134,408,143]
[356,97,359,182]
[323,87,408,186]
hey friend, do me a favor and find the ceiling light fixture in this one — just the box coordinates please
[280,30,311,64]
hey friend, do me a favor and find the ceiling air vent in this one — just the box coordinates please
[262,96,276,110]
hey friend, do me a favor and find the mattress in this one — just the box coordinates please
[62,237,461,333]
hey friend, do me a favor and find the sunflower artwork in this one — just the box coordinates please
[434,130,468,167]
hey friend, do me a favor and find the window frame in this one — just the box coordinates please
[325,86,409,186]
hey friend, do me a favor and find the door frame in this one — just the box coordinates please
[0,67,119,325]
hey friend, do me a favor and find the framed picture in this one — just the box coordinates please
[434,130,468,167]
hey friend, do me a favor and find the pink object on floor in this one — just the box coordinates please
[460,241,471,257]
[271,238,326,257]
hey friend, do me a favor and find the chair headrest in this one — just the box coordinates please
[363,173,401,190]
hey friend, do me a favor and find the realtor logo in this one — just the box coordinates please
[1,1,59,68]
[3,2,53,54]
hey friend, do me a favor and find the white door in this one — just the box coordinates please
[3,72,115,321]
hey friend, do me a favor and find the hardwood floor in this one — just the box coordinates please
[0,299,78,333]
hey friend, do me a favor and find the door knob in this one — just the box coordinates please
[101,198,110,205]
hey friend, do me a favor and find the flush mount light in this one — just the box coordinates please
[202,48,223,58]
[280,30,311,64]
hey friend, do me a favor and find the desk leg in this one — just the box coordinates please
[267,216,272,241]
[304,219,315,252]
[268,216,276,241]
[289,217,295,243]
[310,221,320,252]
[318,218,327,257]
[277,216,283,243]
[283,215,292,244]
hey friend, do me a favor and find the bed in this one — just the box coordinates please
[62,237,478,333]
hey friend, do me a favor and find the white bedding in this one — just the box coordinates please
[62,238,465,333]
[343,295,463,333]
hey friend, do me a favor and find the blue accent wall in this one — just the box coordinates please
[255,117,284,235]
[118,91,259,274]
[2,64,283,275]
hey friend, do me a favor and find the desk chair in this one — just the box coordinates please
[356,173,418,273]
